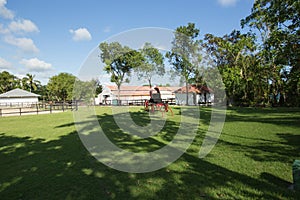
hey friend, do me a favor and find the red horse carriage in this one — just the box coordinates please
[144,87,173,117]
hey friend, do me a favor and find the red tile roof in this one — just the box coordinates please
[105,85,180,97]
[174,84,213,94]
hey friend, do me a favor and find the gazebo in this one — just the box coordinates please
[0,88,40,107]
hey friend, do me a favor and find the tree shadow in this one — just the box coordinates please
[1,131,299,199]
[260,172,292,189]
[225,107,300,128]
[1,107,299,199]
[215,132,300,163]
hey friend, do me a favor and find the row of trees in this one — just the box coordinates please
[99,23,202,105]
[99,0,299,106]
[1,0,298,106]
[0,71,102,102]
[203,0,299,106]
[0,71,41,94]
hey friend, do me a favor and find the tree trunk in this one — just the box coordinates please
[185,80,189,106]
[117,84,121,106]
[148,78,152,89]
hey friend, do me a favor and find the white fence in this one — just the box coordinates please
[0,102,78,117]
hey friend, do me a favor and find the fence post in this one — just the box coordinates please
[0,109,2,117]
[36,103,39,114]
[19,108,21,116]
[62,103,64,112]
[50,104,52,114]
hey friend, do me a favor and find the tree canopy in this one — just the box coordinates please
[1,0,299,107]
[99,42,144,103]
[47,73,76,102]
[136,42,165,88]
[21,74,41,93]
[0,71,19,93]
[241,0,300,106]
[166,22,202,105]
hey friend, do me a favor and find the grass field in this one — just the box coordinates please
[0,106,300,199]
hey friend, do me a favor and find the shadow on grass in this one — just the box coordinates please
[225,107,300,128]
[0,108,299,199]
[0,132,299,199]
[217,132,300,163]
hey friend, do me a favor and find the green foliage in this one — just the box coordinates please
[21,73,41,93]
[95,80,103,96]
[1,0,299,107]
[0,71,20,93]
[35,85,49,101]
[47,73,76,102]
[99,42,144,103]
[166,23,202,105]
[0,107,299,199]
[99,42,144,88]
[203,30,257,105]
[73,79,102,104]
[166,23,202,80]
[136,42,165,87]
[242,0,300,106]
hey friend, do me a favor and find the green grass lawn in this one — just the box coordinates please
[0,106,300,199]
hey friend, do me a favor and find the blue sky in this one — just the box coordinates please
[0,0,254,84]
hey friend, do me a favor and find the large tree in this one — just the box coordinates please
[241,0,300,106]
[99,42,144,104]
[47,73,76,102]
[166,23,202,105]
[0,71,19,93]
[35,85,49,102]
[73,79,102,104]
[203,30,258,106]
[136,42,165,88]
[21,73,41,92]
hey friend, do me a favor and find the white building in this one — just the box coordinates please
[174,85,214,105]
[0,88,40,107]
[96,85,180,105]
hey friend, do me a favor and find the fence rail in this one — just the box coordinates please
[0,102,78,117]
[0,99,178,117]
[99,98,176,106]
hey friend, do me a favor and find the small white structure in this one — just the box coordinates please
[174,85,214,105]
[0,88,40,107]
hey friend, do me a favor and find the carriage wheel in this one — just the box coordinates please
[144,100,149,111]
[160,104,166,112]
[163,103,174,116]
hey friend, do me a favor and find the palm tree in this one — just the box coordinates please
[0,71,19,93]
[23,74,40,92]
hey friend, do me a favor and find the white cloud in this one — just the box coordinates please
[19,58,53,72]
[0,23,9,34]
[8,19,39,33]
[70,28,92,41]
[217,0,238,7]
[0,57,12,69]
[103,26,111,33]
[4,36,39,53]
[0,0,14,19]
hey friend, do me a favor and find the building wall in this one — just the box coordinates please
[176,93,215,105]
[96,86,177,105]
[175,93,197,105]
[0,97,39,107]
[198,93,214,104]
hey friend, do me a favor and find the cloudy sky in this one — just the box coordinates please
[0,0,253,84]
